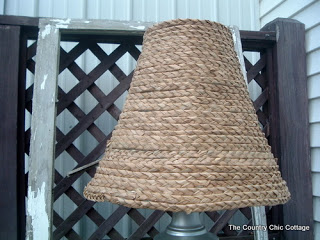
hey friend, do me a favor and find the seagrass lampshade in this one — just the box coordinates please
[83,19,290,214]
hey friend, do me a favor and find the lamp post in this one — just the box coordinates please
[155,212,218,240]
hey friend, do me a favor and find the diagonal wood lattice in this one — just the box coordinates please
[24,32,276,240]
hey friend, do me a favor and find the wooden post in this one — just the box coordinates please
[0,25,21,240]
[262,18,313,240]
[252,206,268,240]
[17,29,28,240]
[26,20,60,240]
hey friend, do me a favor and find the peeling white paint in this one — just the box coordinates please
[33,129,37,141]
[276,25,280,41]
[41,25,51,39]
[130,25,145,30]
[40,74,48,90]
[229,26,241,64]
[229,26,248,87]
[27,183,49,240]
[56,24,69,29]
[51,18,71,24]
[51,18,71,29]
[230,27,237,45]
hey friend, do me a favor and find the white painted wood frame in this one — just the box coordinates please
[26,17,152,240]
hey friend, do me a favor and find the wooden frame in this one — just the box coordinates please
[26,19,61,240]
[0,24,22,240]
[26,18,269,240]
[262,18,313,240]
[26,18,154,240]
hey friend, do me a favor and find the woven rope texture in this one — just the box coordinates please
[84,19,290,213]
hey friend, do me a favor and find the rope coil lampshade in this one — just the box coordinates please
[84,19,290,214]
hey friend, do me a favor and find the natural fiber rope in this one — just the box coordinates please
[84,19,290,213]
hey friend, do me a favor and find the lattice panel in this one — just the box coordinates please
[244,54,270,138]
[24,34,275,239]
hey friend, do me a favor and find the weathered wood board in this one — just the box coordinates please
[26,18,152,240]
[0,24,21,240]
[230,25,268,240]
[26,19,61,240]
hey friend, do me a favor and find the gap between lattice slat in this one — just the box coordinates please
[57,44,129,113]
[54,150,125,240]
[53,200,95,240]
[27,41,37,60]
[89,43,134,81]
[127,210,164,240]
[246,54,266,83]
[57,87,109,143]
[59,42,91,73]
[27,43,131,157]
[244,55,267,89]
[60,51,122,119]
[53,211,82,240]
[253,87,269,111]
[127,209,160,238]
[256,109,268,126]
[55,74,132,157]
[127,44,142,61]
[205,211,238,236]
[210,209,238,235]
[54,135,109,201]
[88,206,130,240]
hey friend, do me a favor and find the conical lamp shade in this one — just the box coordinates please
[84,19,290,213]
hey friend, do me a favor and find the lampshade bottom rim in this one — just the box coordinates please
[84,189,290,213]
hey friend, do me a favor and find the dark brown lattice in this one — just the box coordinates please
[24,32,277,240]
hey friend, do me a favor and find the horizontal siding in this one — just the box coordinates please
[0,0,4,14]
[315,197,320,221]
[260,0,320,237]
[17,0,37,17]
[306,24,320,53]
[307,49,320,76]
[313,173,320,196]
[3,0,260,29]
[315,196,320,238]
[4,0,17,15]
[309,98,320,123]
[312,148,320,172]
[260,0,285,18]
[316,222,320,239]
[311,123,320,148]
[308,74,320,100]
[260,0,317,26]
[292,0,320,30]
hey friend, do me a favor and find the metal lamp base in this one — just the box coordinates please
[154,212,218,240]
